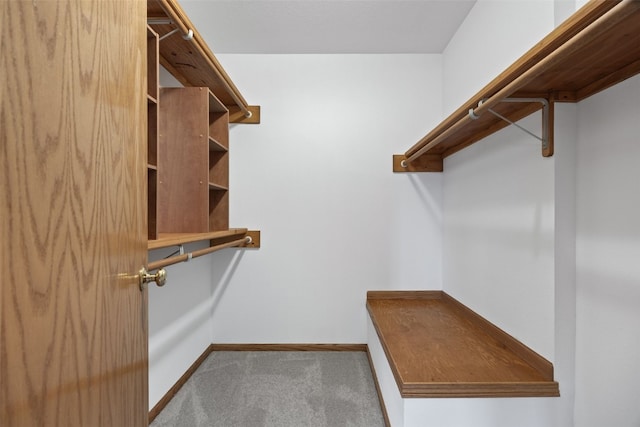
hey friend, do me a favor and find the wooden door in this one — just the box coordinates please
[1,1,148,426]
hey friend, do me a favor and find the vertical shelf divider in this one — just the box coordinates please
[208,91,230,231]
[147,25,159,240]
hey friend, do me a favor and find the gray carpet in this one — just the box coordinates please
[151,351,386,427]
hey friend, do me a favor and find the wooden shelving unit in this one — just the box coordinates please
[147,0,260,123]
[395,0,640,172]
[146,0,260,253]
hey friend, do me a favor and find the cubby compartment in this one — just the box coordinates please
[148,169,158,240]
[209,190,229,232]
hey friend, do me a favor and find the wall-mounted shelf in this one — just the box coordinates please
[146,0,260,258]
[147,0,260,124]
[395,0,640,172]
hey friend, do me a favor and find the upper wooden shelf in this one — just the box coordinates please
[147,0,260,124]
[396,0,640,172]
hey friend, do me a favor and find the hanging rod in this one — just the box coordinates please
[149,0,253,118]
[147,236,252,271]
[402,0,635,166]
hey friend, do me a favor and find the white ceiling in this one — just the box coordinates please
[179,0,477,54]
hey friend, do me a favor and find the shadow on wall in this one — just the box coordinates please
[210,249,246,320]
[147,246,246,367]
[148,241,214,332]
[408,174,442,222]
[148,292,212,368]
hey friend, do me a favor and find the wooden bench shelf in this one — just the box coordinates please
[396,0,640,172]
[367,291,559,398]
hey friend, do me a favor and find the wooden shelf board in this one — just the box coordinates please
[147,0,247,108]
[405,0,640,166]
[367,291,559,398]
[208,182,228,191]
[208,136,227,152]
[208,90,228,113]
[148,228,249,250]
[147,93,158,105]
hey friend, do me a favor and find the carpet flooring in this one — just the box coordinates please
[151,351,386,427]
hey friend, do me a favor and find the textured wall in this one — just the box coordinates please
[574,74,640,427]
[211,54,444,344]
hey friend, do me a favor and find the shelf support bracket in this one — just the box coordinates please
[147,18,194,41]
[469,97,554,157]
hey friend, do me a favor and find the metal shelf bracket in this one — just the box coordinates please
[469,97,554,157]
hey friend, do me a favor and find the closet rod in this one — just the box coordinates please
[148,236,251,271]
[155,0,252,118]
[404,0,636,164]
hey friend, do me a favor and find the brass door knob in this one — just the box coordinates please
[139,267,167,290]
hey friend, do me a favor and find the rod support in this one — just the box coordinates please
[468,97,551,152]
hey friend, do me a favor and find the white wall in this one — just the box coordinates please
[552,102,578,426]
[404,396,557,427]
[211,54,444,343]
[149,5,640,425]
[442,0,555,361]
[574,74,640,427]
[442,0,554,115]
[442,116,556,358]
[148,242,216,409]
[441,2,640,426]
[438,2,571,426]
[148,55,444,407]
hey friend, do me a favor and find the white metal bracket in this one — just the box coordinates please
[147,18,194,41]
[469,97,553,156]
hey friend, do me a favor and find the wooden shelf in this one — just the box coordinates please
[209,136,227,152]
[147,0,259,123]
[148,228,249,250]
[367,291,560,398]
[397,0,640,171]
[208,182,228,191]
[209,92,227,113]
[146,0,260,252]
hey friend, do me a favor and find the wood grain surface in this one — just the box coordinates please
[158,87,210,233]
[1,0,148,425]
[367,292,559,398]
[404,0,640,164]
